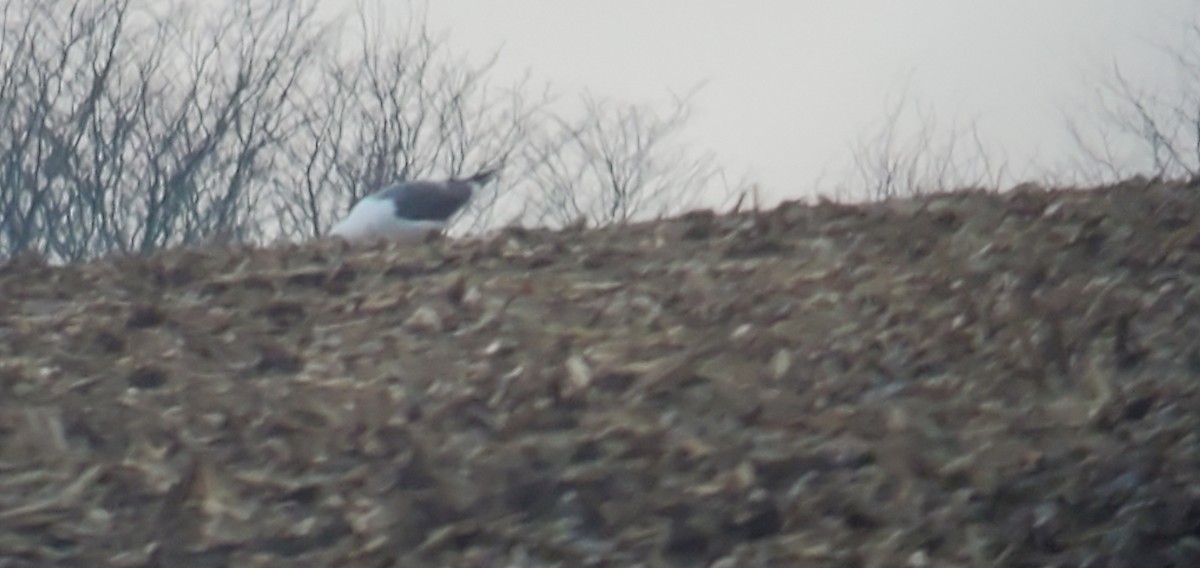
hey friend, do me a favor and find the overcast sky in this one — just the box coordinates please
[324,1,1197,205]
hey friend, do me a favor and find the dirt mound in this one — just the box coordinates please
[1,179,1198,566]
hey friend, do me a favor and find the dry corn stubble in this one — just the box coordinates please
[0,179,1198,566]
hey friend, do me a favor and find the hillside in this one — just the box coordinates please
[0,179,1198,567]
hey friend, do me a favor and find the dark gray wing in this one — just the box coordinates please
[375,180,474,222]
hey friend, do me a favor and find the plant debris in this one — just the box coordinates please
[1,179,1198,566]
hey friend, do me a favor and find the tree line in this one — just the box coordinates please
[0,0,733,262]
[3,0,1195,262]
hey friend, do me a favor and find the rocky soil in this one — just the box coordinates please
[1,179,1198,567]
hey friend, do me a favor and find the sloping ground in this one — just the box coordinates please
[0,180,1198,567]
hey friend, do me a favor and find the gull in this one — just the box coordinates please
[328,170,499,243]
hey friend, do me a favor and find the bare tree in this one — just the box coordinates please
[124,0,322,251]
[825,84,1009,202]
[0,0,129,259]
[0,0,323,261]
[516,88,727,229]
[1063,20,1200,184]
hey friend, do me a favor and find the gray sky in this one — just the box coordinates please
[328,1,1198,205]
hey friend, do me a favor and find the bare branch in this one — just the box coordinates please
[829,82,1009,202]
[517,87,725,229]
[1063,20,1200,183]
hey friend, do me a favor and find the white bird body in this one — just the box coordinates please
[329,170,498,243]
[328,196,446,243]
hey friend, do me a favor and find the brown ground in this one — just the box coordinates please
[0,179,1198,567]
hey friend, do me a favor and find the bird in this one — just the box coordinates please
[328,169,499,243]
